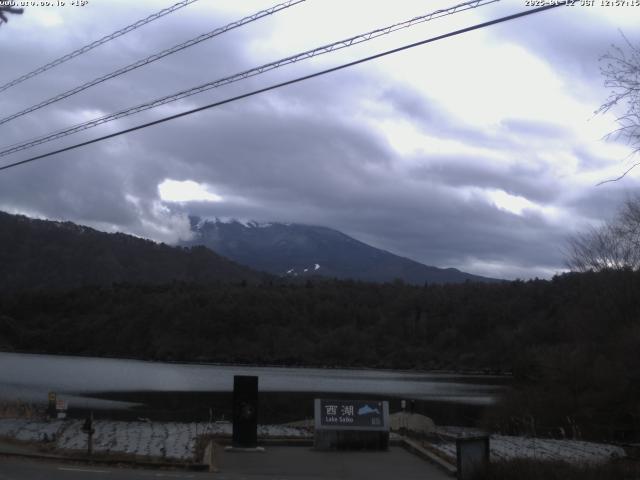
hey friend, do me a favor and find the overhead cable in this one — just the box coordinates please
[0,0,500,158]
[0,0,199,93]
[0,0,306,127]
[0,3,566,173]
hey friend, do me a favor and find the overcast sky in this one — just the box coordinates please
[1,0,639,279]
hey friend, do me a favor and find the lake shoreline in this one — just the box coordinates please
[0,351,507,426]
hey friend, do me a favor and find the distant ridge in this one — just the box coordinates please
[0,211,262,291]
[183,217,499,284]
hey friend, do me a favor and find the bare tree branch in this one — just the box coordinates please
[594,33,640,184]
[566,196,640,272]
[0,7,24,27]
[596,161,640,185]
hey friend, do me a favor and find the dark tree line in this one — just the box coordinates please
[0,211,263,292]
[1,269,639,439]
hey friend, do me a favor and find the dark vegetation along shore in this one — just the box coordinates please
[1,268,639,442]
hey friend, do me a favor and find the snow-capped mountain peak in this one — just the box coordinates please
[184,216,498,284]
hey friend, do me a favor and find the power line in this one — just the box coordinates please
[0,0,199,93]
[0,0,500,158]
[0,0,306,127]
[0,3,566,173]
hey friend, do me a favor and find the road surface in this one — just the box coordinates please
[0,458,206,480]
[0,447,451,479]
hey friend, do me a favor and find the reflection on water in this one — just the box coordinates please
[0,352,508,424]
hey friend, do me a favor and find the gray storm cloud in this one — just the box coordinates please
[0,0,639,279]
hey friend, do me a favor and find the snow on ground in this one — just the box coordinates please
[0,418,624,465]
[0,419,311,461]
[489,435,626,464]
[0,418,65,442]
[428,432,625,465]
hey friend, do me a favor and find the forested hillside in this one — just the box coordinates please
[0,211,263,291]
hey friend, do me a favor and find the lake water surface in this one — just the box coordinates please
[0,352,508,424]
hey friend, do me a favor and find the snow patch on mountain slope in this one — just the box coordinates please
[196,217,279,229]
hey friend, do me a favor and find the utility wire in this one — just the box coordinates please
[0,0,306,127]
[0,0,499,158]
[0,0,199,93]
[0,3,566,173]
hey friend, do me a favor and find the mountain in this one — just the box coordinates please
[0,211,262,292]
[183,217,498,284]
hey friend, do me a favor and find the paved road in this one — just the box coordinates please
[0,458,208,480]
[0,447,451,480]
[216,446,451,479]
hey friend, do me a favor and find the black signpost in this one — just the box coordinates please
[82,412,95,456]
[232,375,258,448]
[314,399,389,450]
[47,392,56,419]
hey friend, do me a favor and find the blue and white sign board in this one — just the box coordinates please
[314,399,389,431]
[314,399,390,450]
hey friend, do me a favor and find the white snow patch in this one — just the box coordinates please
[314,264,320,271]
[211,218,277,228]
[210,217,251,227]
[488,435,626,464]
[235,219,252,227]
[427,432,626,466]
[247,220,274,228]
[0,419,311,461]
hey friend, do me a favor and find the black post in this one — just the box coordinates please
[82,412,94,456]
[232,375,258,448]
[47,392,56,419]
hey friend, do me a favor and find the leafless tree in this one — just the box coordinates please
[0,6,24,27]
[599,35,640,150]
[596,35,640,184]
[566,196,640,272]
